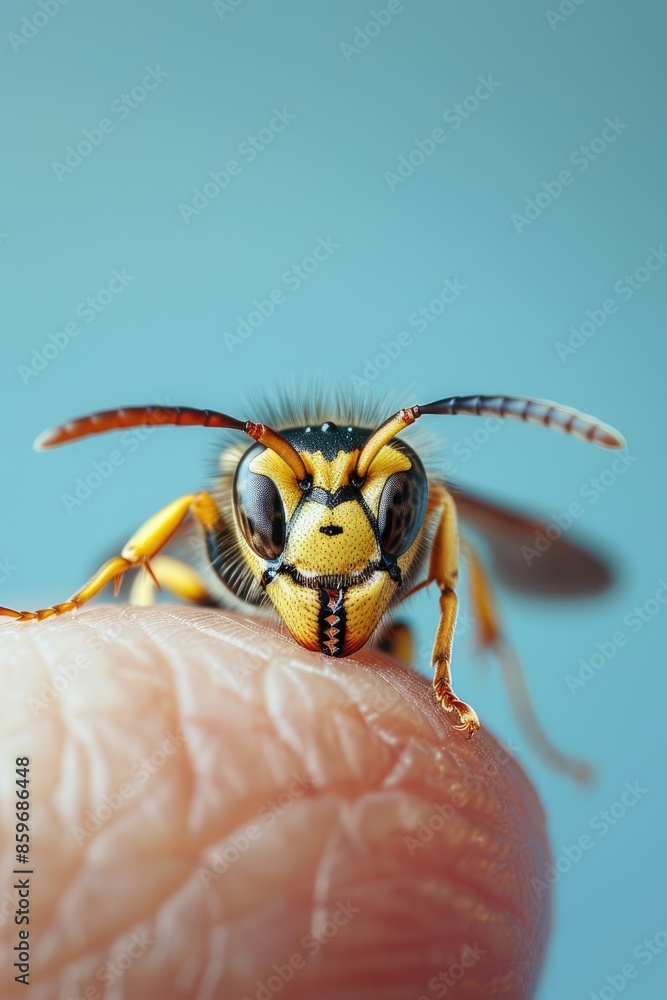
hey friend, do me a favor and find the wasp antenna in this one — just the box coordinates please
[416,395,625,449]
[355,407,420,479]
[245,422,310,484]
[355,394,624,478]
[33,404,311,484]
[33,405,247,450]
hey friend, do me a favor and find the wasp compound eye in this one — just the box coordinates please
[377,464,428,559]
[234,450,286,561]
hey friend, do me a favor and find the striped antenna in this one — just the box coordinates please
[33,404,310,484]
[355,394,625,478]
[417,395,625,448]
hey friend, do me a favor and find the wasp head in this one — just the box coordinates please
[232,422,429,657]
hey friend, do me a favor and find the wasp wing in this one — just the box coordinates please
[450,486,615,597]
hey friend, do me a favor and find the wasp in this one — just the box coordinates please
[1,393,624,780]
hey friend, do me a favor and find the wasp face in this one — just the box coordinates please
[231,422,429,657]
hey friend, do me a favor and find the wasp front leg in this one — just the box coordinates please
[427,483,480,736]
[0,491,223,622]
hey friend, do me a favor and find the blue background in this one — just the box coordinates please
[1,1,665,996]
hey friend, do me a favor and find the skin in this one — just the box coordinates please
[0,606,550,1000]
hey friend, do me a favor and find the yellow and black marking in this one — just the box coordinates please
[318,588,346,656]
[208,421,429,657]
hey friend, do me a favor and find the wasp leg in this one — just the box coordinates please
[428,484,480,736]
[375,620,415,668]
[128,554,216,607]
[0,492,223,623]
[464,540,593,783]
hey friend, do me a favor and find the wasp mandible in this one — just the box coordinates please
[1,393,625,781]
